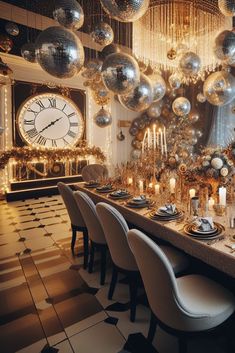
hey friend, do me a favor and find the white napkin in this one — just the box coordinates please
[194,217,214,231]
[159,204,176,215]
[133,195,146,202]
[114,189,127,195]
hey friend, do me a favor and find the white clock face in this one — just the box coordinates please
[17,93,84,149]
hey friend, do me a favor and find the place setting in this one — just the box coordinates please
[84,180,100,188]
[108,189,131,200]
[125,195,154,209]
[149,203,184,222]
[96,183,116,193]
[183,217,225,241]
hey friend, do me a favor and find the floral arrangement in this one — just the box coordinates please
[0,142,106,170]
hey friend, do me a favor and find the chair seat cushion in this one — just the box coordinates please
[159,245,189,274]
[176,274,235,331]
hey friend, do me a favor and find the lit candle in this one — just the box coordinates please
[208,197,215,211]
[155,184,160,195]
[160,128,163,154]
[139,180,144,193]
[163,126,167,155]
[219,187,226,206]
[128,177,133,185]
[153,124,156,150]
[189,188,196,198]
[169,177,176,194]
[157,132,159,146]
[149,182,153,188]
[147,128,150,148]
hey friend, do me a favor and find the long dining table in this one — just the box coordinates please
[74,183,235,279]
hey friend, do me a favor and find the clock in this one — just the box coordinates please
[17,93,84,149]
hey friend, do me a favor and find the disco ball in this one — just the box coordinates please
[98,44,120,60]
[203,71,235,106]
[53,0,84,31]
[35,26,84,79]
[179,51,201,76]
[100,0,150,23]
[131,149,141,160]
[147,101,162,118]
[5,22,19,36]
[214,30,235,63]
[91,22,114,46]
[218,0,235,16]
[188,110,199,124]
[119,73,153,112]
[94,108,112,127]
[150,74,166,102]
[197,92,207,103]
[21,42,36,63]
[169,73,182,90]
[0,34,13,53]
[172,97,191,117]
[101,52,140,95]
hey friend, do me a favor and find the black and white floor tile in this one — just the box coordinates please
[0,196,231,353]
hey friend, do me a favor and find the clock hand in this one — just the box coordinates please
[38,117,63,134]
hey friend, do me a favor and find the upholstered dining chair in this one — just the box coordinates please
[74,191,108,285]
[57,182,89,269]
[128,229,235,353]
[96,202,190,323]
[81,164,108,182]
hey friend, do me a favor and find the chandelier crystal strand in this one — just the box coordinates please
[133,0,232,82]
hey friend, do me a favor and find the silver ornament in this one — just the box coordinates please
[98,44,120,60]
[100,0,150,23]
[35,26,84,79]
[214,30,235,63]
[147,101,162,118]
[5,22,19,36]
[218,0,235,16]
[82,59,102,79]
[101,52,140,95]
[169,73,181,90]
[203,71,235,106]
[197,92,206,103]
[172,97,191,117]
[131,149,141,160]
[179,51,201,76]
[185,126,196,138]
[53,0,84,31]
[119,73,153,112]
[94,108,112,128]
[117,130,125,141]
[21,42,36,63]
[91,22,114,47]
[188,110,199,124]
[150,74,166,102]
[196,129,203,138]
[189,136,198,146]
[129,126,139,136]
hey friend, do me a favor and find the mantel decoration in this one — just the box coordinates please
[0,143,106,170]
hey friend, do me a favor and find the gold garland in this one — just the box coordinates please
[0,143,106,169]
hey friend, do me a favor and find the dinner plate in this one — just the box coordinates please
[126,199,153,208]
[149,212,183,221]
[109,193,131,200]
[155,210,182,217]
[183,222,224,240]
[191,224,218,235]
[84,183,100,188]
[96,187,115,193]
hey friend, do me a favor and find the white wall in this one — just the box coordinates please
[0,53,137,175]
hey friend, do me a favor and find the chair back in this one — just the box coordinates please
[57,182,85,228]
[74,191,106,244]
[96,203,137,271]
[81,164,108,182]
[128,229,187,329]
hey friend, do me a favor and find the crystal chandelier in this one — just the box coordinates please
[133,0,232,81]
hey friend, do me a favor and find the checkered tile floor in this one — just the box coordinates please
[0,196,231,353]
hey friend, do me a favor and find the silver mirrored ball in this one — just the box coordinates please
[91,22,114,47]
[53,0,84,30]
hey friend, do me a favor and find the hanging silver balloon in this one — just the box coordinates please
[101,52,140,95]
[197,92,207,103]
[218,0,235,16]
[5,22,19,36]
[21,42,36,63]
[147,101,162,118]
[119,73,153,112]
[53,0,84,31]
[150,73,166,102]
[168,73,182,90]
[98,44,120,60]
[35,26,84,79]
[214,30,235,65]
[94,107,112,128]
[91,22,114,47]
[131,149,141,160]
[172,97,191,117]
[203,71,235,106]
[179,51,201,76]
[188,110,200,124]
[100,0,150,23]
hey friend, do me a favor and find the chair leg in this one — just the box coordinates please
[178,337,187,353]
[83,229,89,269]
[88,241,95,273]
[147,311,157,343]
[100,246,107,285]
[129,274,138,322]
[108,266,118,300]
[71,226,76,254]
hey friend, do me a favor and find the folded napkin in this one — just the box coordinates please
[132,195,146,202]
[159,204,176,215]
[113,189,128,196]
[98,184,112,190]
[194,217,214,231]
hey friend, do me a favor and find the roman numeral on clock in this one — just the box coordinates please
[27,108,38,116]
[51,139,57,147]
[26,128,38,139]
[68,112,75,118]
[35,100,45,111]
[70,122,78,127]
[35,135,47,145]
[24,119,35,125]
[48,98,56,108]
[67,130,76,138]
